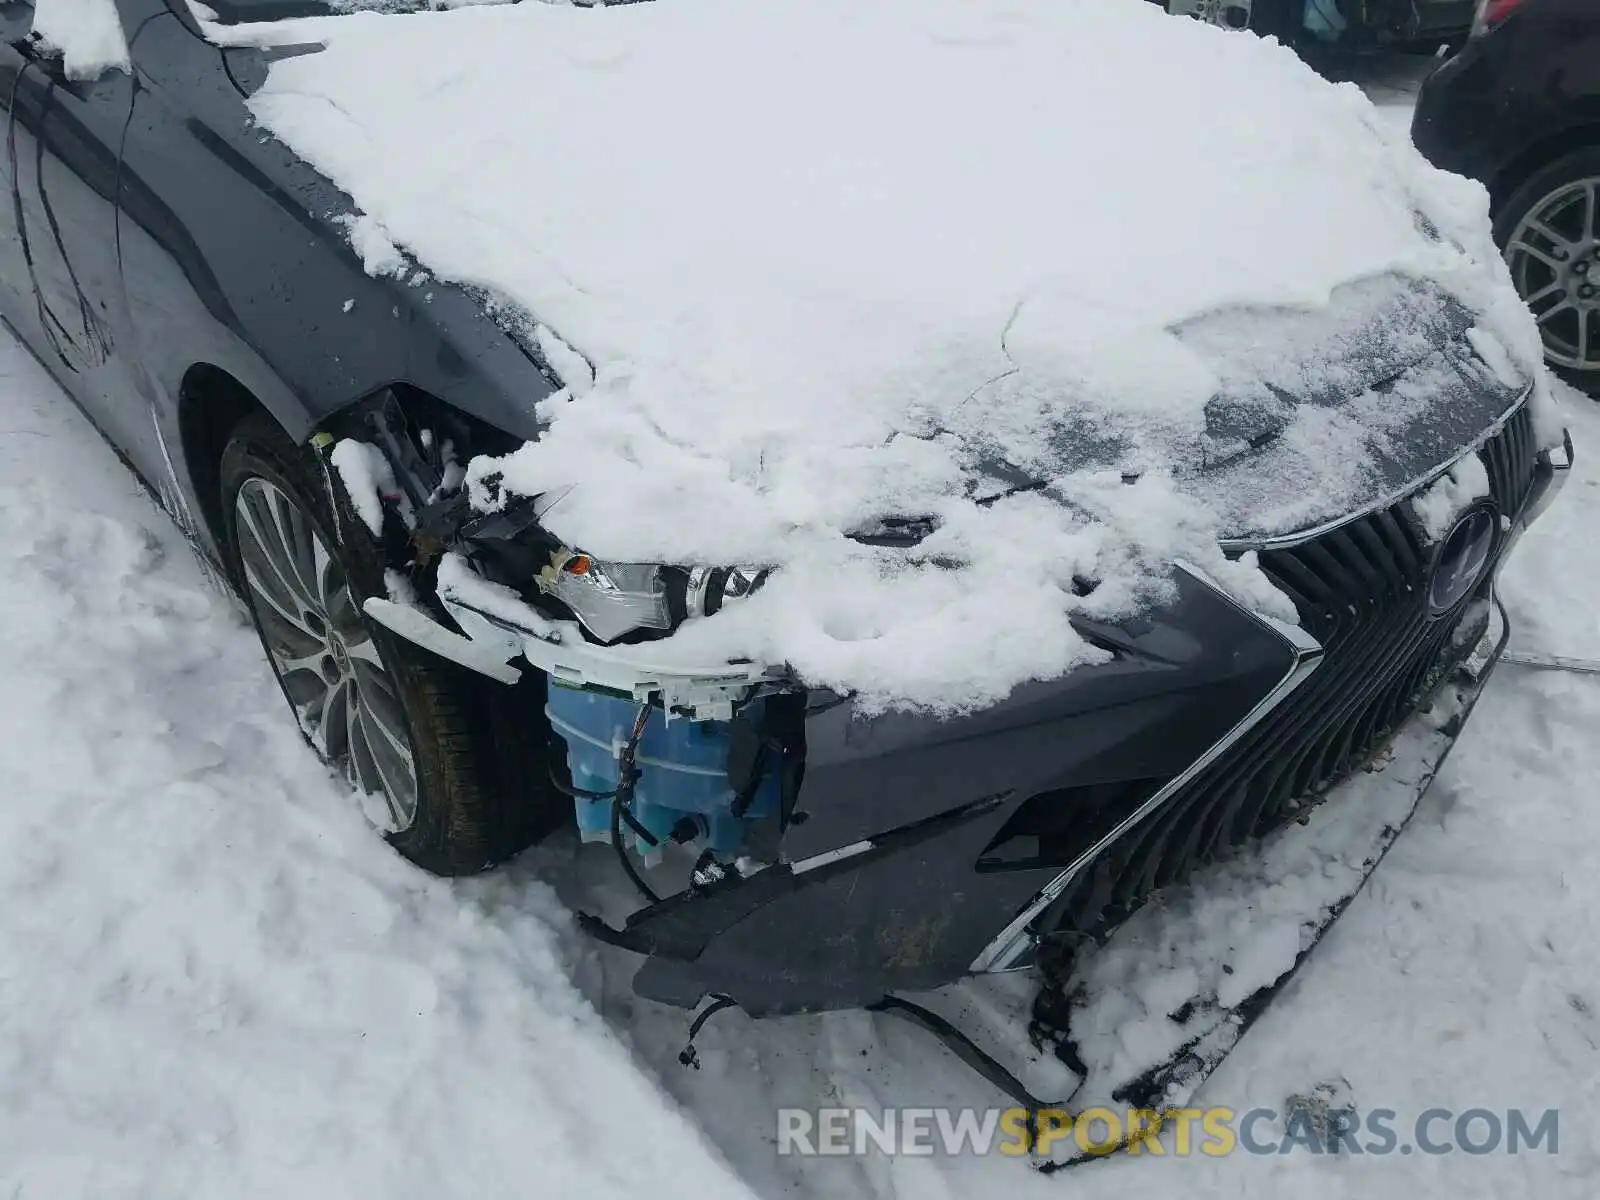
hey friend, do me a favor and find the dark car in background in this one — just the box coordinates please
[1414,0,1600,387]
[1160,0,1475,54]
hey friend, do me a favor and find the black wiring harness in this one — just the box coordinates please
[545,700,663,904]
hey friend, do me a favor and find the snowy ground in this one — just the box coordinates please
[4,49,1600,1200]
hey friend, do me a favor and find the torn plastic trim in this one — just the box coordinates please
[363,597,522,684]
[364,582,782,720]
[517,625,780,722]
[370,525,787,724]
[580,791,1013,961]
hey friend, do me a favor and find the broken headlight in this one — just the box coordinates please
[539,550,768,644]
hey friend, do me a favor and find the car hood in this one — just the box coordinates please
[218,0,1560,711]
[953,273,1531,543]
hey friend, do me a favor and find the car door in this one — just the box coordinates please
[0,0,155,478]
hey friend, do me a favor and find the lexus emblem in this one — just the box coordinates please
[1428,504,1498,617]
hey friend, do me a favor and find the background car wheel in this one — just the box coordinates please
[1165,0,1298,39]
[1494,147,1600,392]
[220,413,562,875]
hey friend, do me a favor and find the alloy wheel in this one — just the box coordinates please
[1504,177,1600,372]
[233,477,419,829]
[1167,0,1254,29]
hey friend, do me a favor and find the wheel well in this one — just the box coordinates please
[1489,125,1600,215]
[178,369,523,561]
[177,363,270,563]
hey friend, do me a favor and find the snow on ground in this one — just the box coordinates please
[4,335,1600,1198]
[0,339,754,1198]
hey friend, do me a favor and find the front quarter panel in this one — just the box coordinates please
[114,9,553,552]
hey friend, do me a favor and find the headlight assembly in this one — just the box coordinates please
[538,549,769,644]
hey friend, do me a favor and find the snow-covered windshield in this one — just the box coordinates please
[200,0,553,20]
[199,0,1558,713]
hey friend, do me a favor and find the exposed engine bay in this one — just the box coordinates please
[320,390,806,905]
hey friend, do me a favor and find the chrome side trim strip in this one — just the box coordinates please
[1518,431,1575,530]
[1220,384,1533,553]
[791,840,874,874]
[968,566,1325,975]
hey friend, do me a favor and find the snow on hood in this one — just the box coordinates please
[218,0,1559,713]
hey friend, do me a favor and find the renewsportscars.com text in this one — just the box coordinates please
[776,1105,1560,1159]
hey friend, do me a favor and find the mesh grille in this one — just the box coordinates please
[1051,404,1538,936]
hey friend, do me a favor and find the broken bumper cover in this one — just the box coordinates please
[359,433,1568,1016]
[621,589,1509,1017]
[587,437,1566,1016]
[1029,597,1510,1165]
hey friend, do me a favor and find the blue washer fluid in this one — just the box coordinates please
[546,684,780,857]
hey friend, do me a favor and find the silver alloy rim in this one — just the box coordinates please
[1505,177,1600,372]
[1167,0,1253,29]
[234,477,419,830]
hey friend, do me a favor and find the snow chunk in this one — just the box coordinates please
[535,324,595,396]
[383,567,418,606]
[1467,325,1522,389]
[1411,453,1491,543]
[437,550,561,639]
[335,212,406,278]
[33,0,131,80]
[330,437,407,535]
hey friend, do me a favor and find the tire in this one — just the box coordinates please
[220,412,562,875]
[1493,147,1600,394]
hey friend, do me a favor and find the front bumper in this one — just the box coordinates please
[1035,592,1512,1159]
[620,430,1570,1015]
[364,406,1570,1017]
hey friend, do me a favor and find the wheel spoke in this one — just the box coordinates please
[345,635,386,670]
[236,487,320,616]
[1585,182,1599,244]
[356,697,415,824]
[274,645,329,679]
[1524,281,1565,309]
[242,558,321,640]
[1580,307,1594,365]
[267,486,318,606]
[326,581,361,636]
[308,676,351,759]
[1523,216,1574,254]
[345,688,377,792]
[313,537,360,634]
[1511,240,1567,273]
[356,687,413,767]
[1538,301,1576,327]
